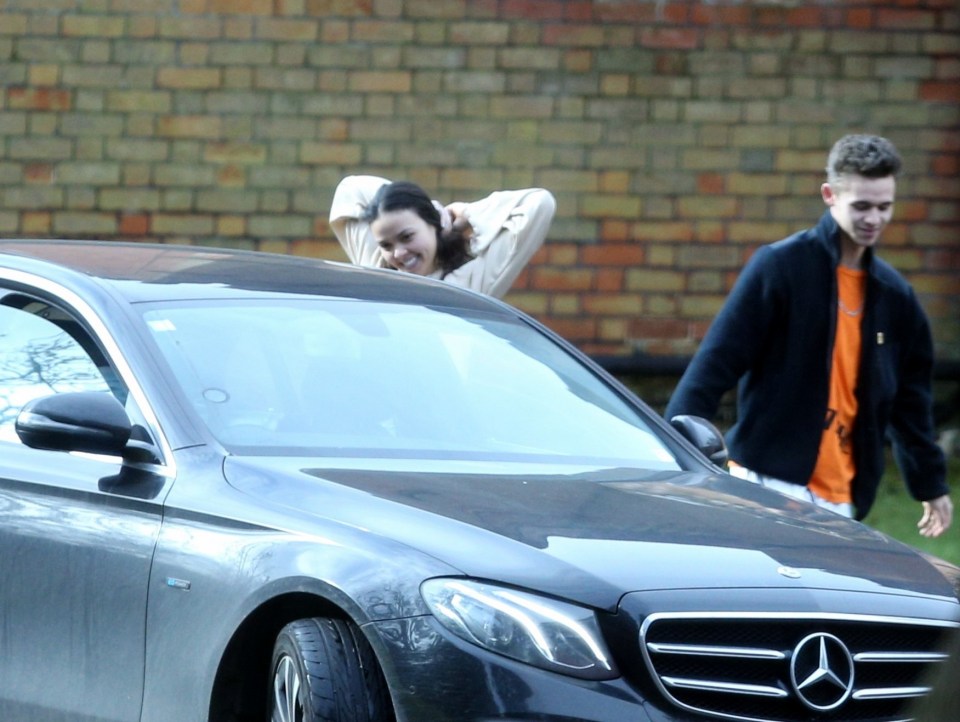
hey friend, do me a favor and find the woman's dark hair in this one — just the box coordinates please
[360,181,474,276]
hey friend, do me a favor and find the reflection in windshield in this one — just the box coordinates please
[143,300,679,470]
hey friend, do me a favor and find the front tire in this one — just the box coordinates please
[269,618,393,722]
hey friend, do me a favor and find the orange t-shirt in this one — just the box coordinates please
[808,267,865,504]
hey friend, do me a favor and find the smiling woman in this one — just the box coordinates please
[329,174,556,298]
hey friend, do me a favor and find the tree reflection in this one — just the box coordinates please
[0,321,107,439]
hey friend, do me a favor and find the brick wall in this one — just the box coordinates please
[1,0,957,361]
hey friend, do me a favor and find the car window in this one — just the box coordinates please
[143,299,680,470]
[0,298,122,444]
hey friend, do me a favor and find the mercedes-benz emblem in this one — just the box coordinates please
[777,565,801,579]
[790,632,855,711]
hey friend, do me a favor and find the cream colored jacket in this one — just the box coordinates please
[329,175,556,299]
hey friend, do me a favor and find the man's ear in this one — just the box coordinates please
[820,182,835,206]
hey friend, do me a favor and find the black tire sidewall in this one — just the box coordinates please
[268,617,393,722]
[270,621,320,721]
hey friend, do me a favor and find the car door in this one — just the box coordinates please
[0,292,166,722]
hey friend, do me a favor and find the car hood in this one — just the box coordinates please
[223,457,959,610]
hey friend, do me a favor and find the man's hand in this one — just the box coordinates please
[918,495,953,538]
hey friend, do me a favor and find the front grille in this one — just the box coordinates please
[640,612,958,721]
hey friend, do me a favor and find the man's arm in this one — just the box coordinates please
[665,246,780,422]
[888,289,952,537]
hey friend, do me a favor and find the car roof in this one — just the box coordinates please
[0,239,500,311]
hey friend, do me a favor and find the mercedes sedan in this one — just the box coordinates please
[0,239,957,722]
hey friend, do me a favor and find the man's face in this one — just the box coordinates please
[821,173,896,251]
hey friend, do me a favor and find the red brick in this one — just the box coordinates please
[306,0,373,16]
[925,249,960,272]
[542,318,597,344]
[595,268,624,292]
[523,244,547,268]
[920,81,960,102]
[598,220,630,243]
[931,155,958,176]
[784,7,830,28]
[697,173,725,194]
[562,48,593,73]
[894,200,928,222]
[7,87,72,111]
[638,28,700,50]
[508,266,532,290]
[882,224,909,245]
[691,5,751,26]
[846,8,874,29]
[286,238,327,258]
[25,163,55,183]
[695,222,728,243]
[531,267,594,292]
[629,318,690,341]
[466,0,498,20]
[875,8,937,30]
[501,0,565,21]
[581,243,644,266]
[599,170,631,193]
[563,2,593,22]
[120,213,150,236]
[311,216,330,237]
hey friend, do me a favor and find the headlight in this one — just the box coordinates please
[421,578,618,680]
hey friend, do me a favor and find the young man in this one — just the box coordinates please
[665,134,952,537]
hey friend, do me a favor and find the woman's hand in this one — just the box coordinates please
[444,202,469,222]
[444,202,474,239]
[431,200,453,231]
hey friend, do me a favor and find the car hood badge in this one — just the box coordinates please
[790,632,854,711]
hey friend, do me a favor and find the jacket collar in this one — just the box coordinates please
[813,210,875,272]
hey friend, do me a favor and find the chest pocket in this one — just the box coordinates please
[866,329,900,410]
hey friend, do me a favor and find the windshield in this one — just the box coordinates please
[142,299,679,470]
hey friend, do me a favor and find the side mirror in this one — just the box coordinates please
[669,414,729,468]
[16,391,133,457]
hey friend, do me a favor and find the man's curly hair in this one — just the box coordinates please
[826,134,901,186]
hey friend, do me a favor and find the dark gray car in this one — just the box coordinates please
[0,240,957,722]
